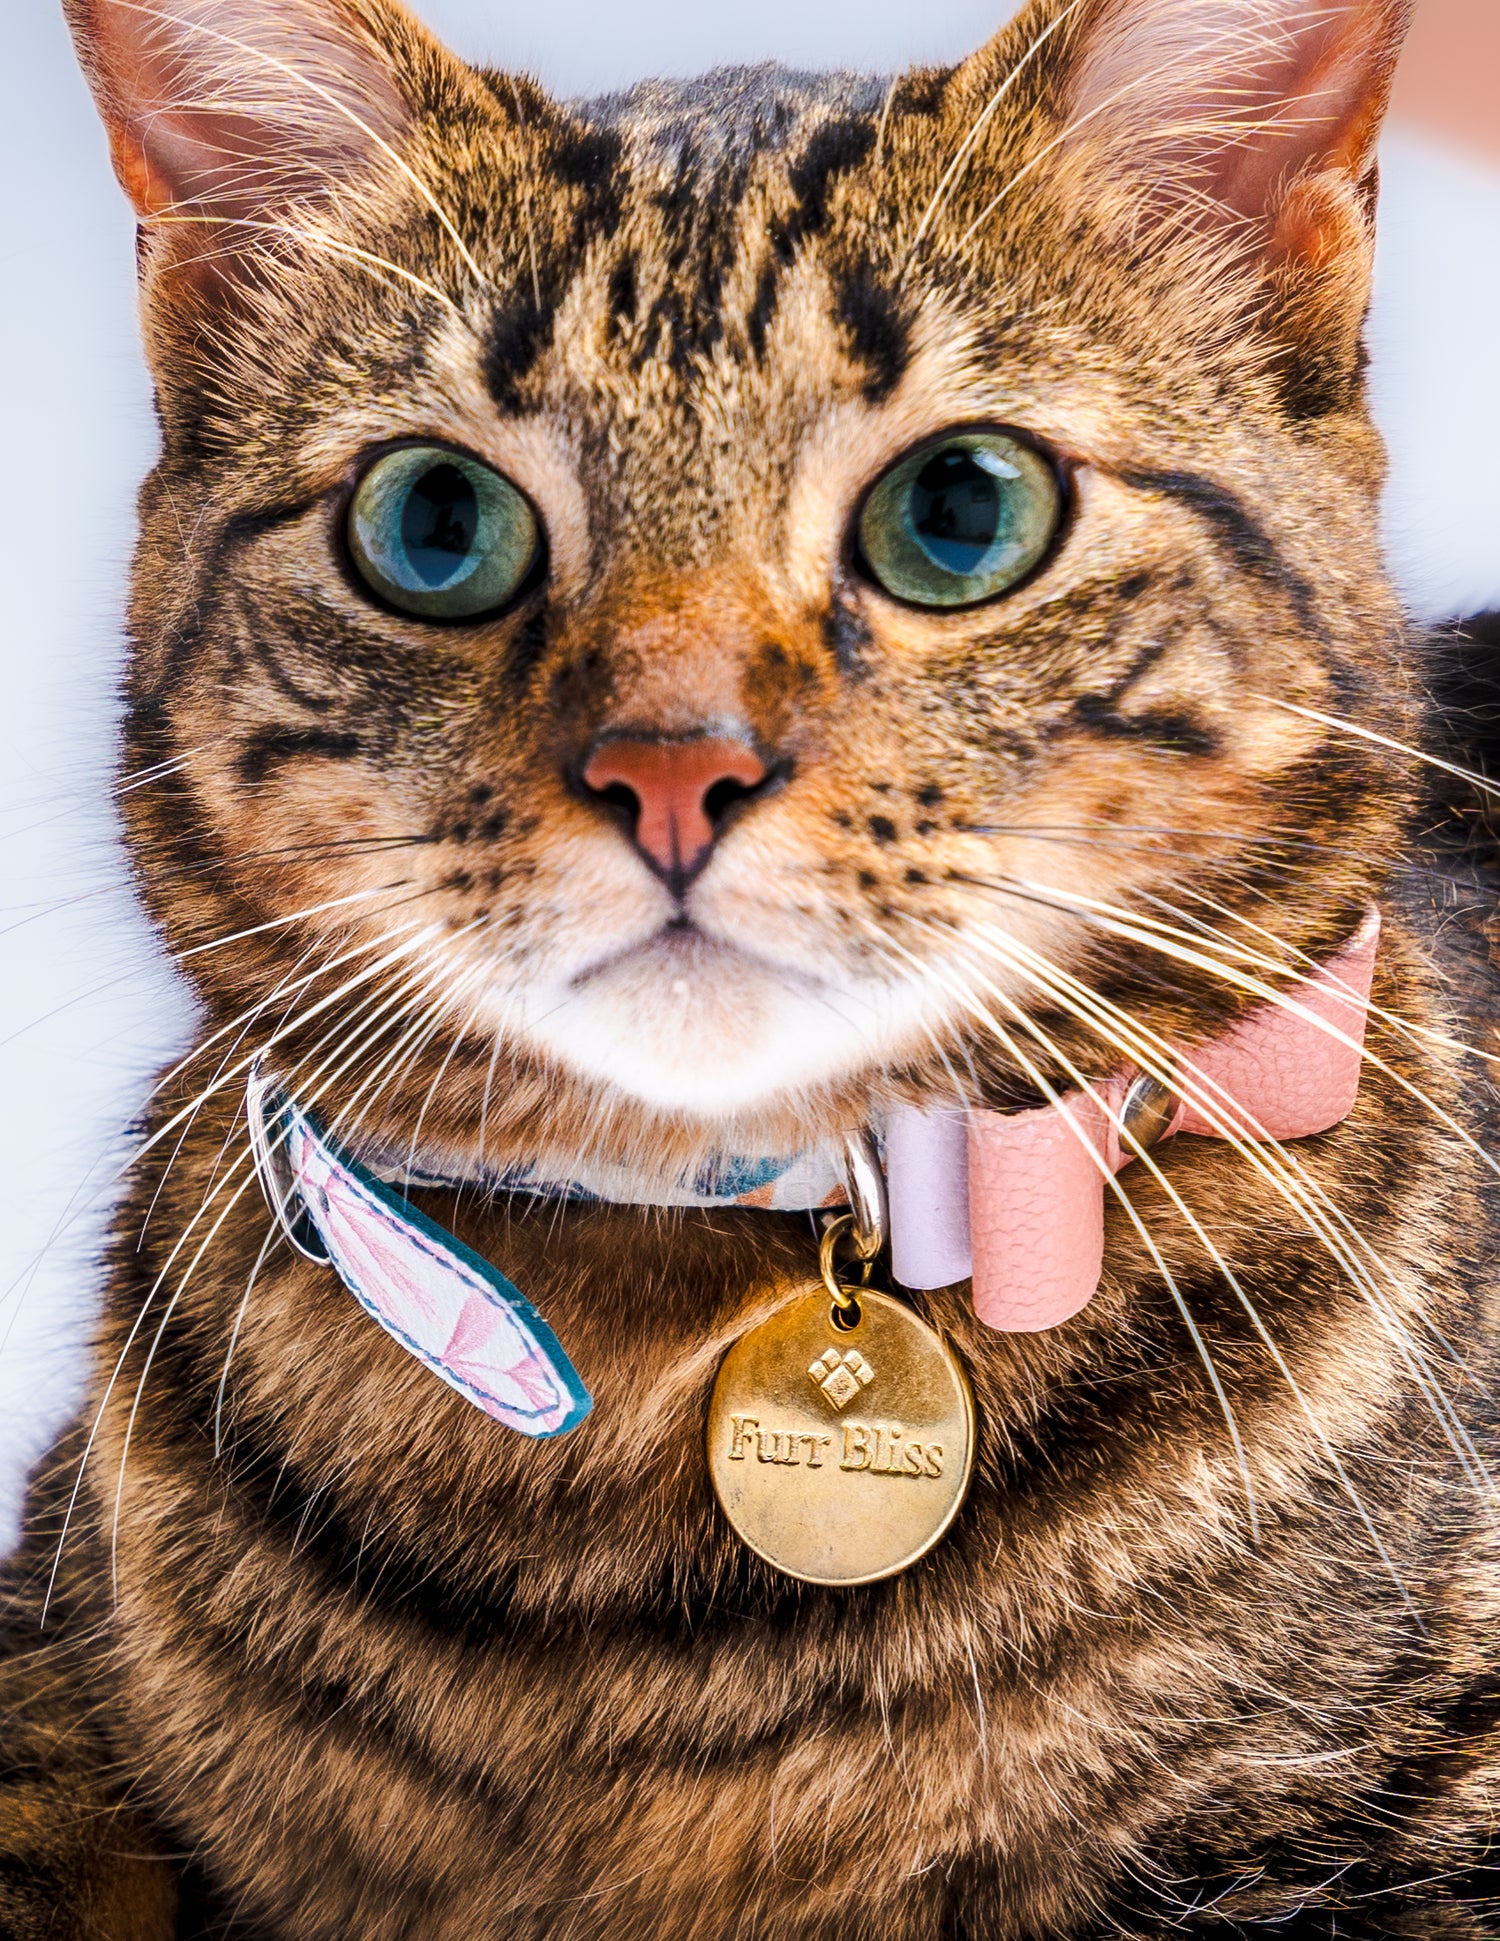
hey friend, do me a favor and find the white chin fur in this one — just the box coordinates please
[499,935,936,1117]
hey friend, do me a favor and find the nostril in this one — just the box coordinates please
[594,779,642,826]
[702,774,761,828]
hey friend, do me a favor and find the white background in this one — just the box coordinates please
[2,0,1499,1548]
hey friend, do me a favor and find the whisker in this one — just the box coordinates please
[881,912,1440,1615]
[1262,696,1500,803]
[132,906,440,1128]
[502,75,544,313]
[930,873,1500,1484]
[211,1208,283,1456]
[0,833,437,957]
[902,0,1087,271]
[397,979,494,1192]
[124,921,449,1241]
[173,881,418,963]
[102,916,494,1596]
[942,870,1500,1262]
[951,28,1279,256]
[122,922,455,1181]
[115,747,214,792]
[318,949,496,1158]
[179,946,469,1224]
[953,815,1500,906]
[952,868,1500,1089]
[151,212,460,311]
[1046,889,1500,1208]
[1131,878,1500,1098]
[42,947,449,1620]
[0,751,204,846]
[475,1027,511,1178]
[0,876,415,1075]
[136,831,441,880]
[5,915,452,1364]
[872,75,899,175]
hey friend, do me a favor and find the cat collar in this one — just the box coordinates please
[246,908,1377,1435]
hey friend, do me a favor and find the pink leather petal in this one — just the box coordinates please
[967,1097,1110,1332]
[886,1105,973,1290]
[956,908,1378,1335]
[1175,910,1378,1141]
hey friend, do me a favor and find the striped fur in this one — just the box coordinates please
[9,0,1500,1932]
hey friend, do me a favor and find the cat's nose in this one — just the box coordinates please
[580,736,771,890]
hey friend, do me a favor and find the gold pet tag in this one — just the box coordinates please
[707,1219,974,1586]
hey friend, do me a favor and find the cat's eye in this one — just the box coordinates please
[347,445,541,620]
[856,430,1062,610]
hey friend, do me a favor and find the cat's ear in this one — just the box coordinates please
[1046,0,1411,401]
[63,0,419,228]
[1054,0,1411,248]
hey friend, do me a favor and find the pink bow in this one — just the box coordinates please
[885,909,1380,1331]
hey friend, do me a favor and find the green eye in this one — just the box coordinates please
[347,445,540,620]
[857,430,1062,609]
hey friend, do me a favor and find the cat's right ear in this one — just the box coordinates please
[63,0,417,231]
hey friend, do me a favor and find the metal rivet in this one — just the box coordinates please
[1120,1071,1179,1153]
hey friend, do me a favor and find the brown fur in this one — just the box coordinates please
[7,0,1500,1932]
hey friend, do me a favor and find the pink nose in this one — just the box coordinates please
[580,737,769,887]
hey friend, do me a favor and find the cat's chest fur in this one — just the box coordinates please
[79,909,1500,1938]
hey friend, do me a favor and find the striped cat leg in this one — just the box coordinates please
[0,1433,178,1941]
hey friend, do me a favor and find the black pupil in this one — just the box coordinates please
[910,449,1001,575]
[401,463,478,587]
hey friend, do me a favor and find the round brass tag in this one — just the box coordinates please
[707,1285,974,1586]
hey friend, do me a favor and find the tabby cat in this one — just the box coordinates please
[5,0,1500,1933]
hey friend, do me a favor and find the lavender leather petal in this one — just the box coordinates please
[283,1103,591,1438]
[886,1105,973,1290]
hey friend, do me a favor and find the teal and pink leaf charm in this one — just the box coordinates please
[247,1067,592,1438]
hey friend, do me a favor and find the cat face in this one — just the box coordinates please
[72,0,1412,1158]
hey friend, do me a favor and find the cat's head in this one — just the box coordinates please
[69,0,1412,1170]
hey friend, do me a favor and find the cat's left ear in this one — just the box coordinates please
[945,0,1413,406]
[1063,0,1412,401]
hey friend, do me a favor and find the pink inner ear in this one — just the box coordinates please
[72,0,411,221]
[1211,19,1399,223]
[1064,0,1408,229]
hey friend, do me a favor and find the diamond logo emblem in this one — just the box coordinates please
[808,1347,875,1411]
